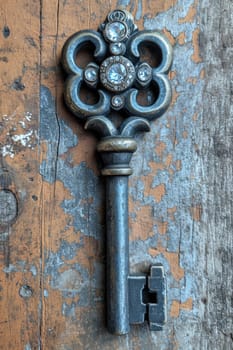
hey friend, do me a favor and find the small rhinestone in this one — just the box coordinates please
[137,63,152,82]
[110,42,126,55]
[111,95,124,108]
[105,21,127,42]
[84,67,98,82]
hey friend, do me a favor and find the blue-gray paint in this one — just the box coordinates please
[40,85,78,184]
[39,86,60,142]
[24,344,31,350]
[58,119,78,156]
[58,239,81,261]
[3,261,37,277]
[111,2,205,345]
[40,85,103,238]
[57,160,103,238]
[117,0,130,7]
[62,301,76,318]
[44,244,99,306]
[39,1,209,345]
[40,86,105,311]
[30,265,37,277]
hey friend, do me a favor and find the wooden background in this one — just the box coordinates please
[0,0,232,349]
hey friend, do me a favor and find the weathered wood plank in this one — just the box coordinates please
[0,0,232,349]
[39,0,198,349]
[0,1,41,349]
[196,0,233,348]
[39,0,232,349]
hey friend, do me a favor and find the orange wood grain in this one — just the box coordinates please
[0,1,41,349]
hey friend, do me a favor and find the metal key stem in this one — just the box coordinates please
[106,176,129,334]
[97,136,138,334]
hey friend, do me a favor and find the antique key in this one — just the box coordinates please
[62,9,172,335]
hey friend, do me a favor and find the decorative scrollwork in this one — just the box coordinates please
[62,9,173,175]
[62,9,172,129]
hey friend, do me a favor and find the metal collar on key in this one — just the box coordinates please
[62,9,172,335]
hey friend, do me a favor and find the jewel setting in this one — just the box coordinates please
[109,42,126,56]
[137,63,152,83]
[111,95,125,109]
[100,56,135,92]
[104,21,128,42]
[84,63,99,87]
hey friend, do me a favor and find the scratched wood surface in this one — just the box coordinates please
[0,0,232,349]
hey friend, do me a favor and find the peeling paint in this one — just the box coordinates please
[117,0,179,21]
[12,130,34,147]
[170,298,193,318]
[32,1,223,348]
[178,0,197,24]
[190,205,202,221]
[1,111,37,158]
[0,0,228,348]
[125,1,205,338]
[3,262,37,277]
[191,28,202,63]
[40,86,103,238]
[62,301,76,318]
[44,246,91,306]
[2,144,14,158]
[30,265,37,277]
[149,246,185,281]
[24,344,31,350]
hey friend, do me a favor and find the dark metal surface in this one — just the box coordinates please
[62,9,172,122]
[61,9,172,335]
[147,265,166,331]
[128,265,166,331]
[106,176,129,334]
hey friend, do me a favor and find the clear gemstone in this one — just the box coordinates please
[100,56,135,92]
[105,22,126,42]
[137,64,152,82]
[84,67,98,82]
[111,95,124,108]
[107,63,127,84]
[110,42,125,55]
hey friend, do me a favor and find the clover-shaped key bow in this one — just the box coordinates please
[62,9,172,335]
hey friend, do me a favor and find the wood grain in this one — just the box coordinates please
[0,0,232,349]
[0,1,41,349]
